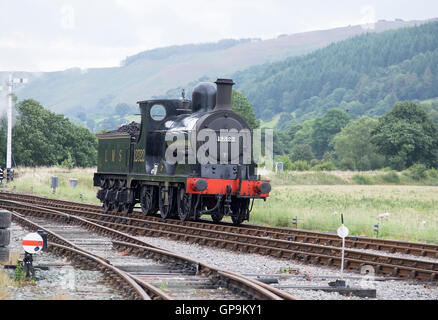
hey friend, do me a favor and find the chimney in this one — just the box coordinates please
[214,78,235,111]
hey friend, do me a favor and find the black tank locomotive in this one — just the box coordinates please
[93,79,271,225]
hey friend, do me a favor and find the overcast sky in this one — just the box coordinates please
[1,0,438,72]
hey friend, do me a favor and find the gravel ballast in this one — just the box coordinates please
[136,235,438,300]
[1,222,123,300]
[3,220,438,300]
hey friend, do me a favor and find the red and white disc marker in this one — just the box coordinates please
[22,233,44,254]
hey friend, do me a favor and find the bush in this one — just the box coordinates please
[426,168,438,179]
[353,174,374,185]
[381,171,400,184]
[339,158,355,171]
[357,156,371,171]
[388,155,406,172]
[290,144,314,163]
[290,160,310,171]
[311,161,336,171]
[322,152,335,163]
[407,164,428,180]
[60,152,75,170]
[12,99,98,168]
[276,155,293,171]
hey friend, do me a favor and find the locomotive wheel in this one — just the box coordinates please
[100,178,107,188]
[103,200,112,214]
[159,187,176,220]
[231,214,244,225]
[109,179,116,188]
[123,187,135,214]
[141,186,156,216]
[114,201,124,213]
[211,212,224,223]
[207,198,223,223]
[123,203,134,214]
[231,199,250,226]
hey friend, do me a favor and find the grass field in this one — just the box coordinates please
[4,167,100,204]
[251,184,438,243]
[3,167,438,244]
[0,251,28,299]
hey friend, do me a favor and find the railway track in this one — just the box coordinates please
[2,191,437,259]
[1,191,438,283]
[4,197,294,300]
[11,212,150,300]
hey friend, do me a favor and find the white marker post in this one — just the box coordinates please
[3,75,28,182]
[6,74,13,177]
[337,214,349,282]
[22,232,44,254]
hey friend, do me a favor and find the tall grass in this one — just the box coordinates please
[0,272,12,299]
[5,167,100,204]
[259,169,438,186]
[0,251,27,299]
[251,185,438,244]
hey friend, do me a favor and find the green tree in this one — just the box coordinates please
[231,90,260,130]
[289,144,314,163]
[291,119,315,146]
[234,21,438,124]
[276,155,293,171]
[273,130,289,155]
[371,101,438,170]
[11,99,97,167]
[311,109,350,159]
[334,117,385,170]
[287,124,303,141]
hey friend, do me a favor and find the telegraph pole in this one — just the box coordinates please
[2,74,27,182]
[7,74,13,177]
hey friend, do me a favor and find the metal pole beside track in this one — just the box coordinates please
[6,74,12,176]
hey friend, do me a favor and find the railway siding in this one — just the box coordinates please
[2,198,294,300]
[1,191,438,283]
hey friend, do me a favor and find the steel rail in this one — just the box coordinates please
[1,191,437,258]
[11,212,150,300]
[7,199,437,278]
[2,199,293,300]
[111,241,291,300]
[84,217,438,281]
[3,199,437,282]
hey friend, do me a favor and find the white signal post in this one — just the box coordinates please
[7,74,13,173]
[2,74,28,182]
[337,214,349,281]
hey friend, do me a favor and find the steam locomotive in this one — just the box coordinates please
[93,79,271,225]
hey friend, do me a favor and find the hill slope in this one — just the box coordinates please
[233,20,438,127]
[7,19,428,120]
